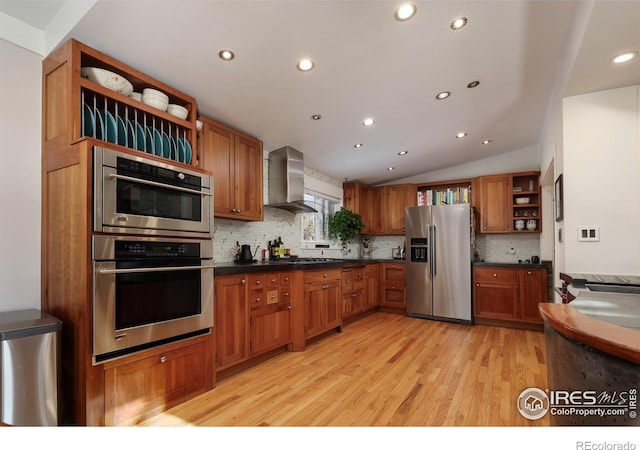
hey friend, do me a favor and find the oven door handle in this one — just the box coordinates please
[108,173,213,197]
[98,265,214,274]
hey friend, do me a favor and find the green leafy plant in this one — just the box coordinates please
[328,207,365,246]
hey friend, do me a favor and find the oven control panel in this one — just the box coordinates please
[115,241,201,258]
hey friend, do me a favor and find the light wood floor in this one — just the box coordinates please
[141,312,549,426]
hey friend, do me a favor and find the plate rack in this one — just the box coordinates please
[81,89,193,164]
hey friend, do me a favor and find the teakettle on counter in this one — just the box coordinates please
[236,244,259,263]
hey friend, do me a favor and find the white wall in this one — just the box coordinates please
[563,85,640,274]
[0,39,42,312]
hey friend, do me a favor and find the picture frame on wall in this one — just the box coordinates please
[555,174,564,222]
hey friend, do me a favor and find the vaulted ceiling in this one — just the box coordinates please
[1,1,638,184]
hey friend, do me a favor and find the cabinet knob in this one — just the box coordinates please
[528,271,532,275]
[284,292,289,297]
[160,356,166,363]
[288,305,292,310]
[232,208,237,212]
[476,283,480,287]
[241,279,246,284]
[323,285,329,289]
[256,280,261,284]
[271,278,276,283]
[323,273,328,278]
[256,298,261,302]
[484,226,487,230]
[284,277,289,282]
[493,273,497,277]
[236,209,241,213]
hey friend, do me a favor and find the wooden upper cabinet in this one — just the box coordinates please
[199,115,263,221]
[382,184,416,235]
[477,174,511,233]
[343,182,415,235]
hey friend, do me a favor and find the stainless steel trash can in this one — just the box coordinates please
[0,309,62,426]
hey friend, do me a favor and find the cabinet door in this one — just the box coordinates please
[363,271,379,310]
[215,275,249,369]
[473,281,518,319]
[381,285,406,308]
[518,269,546,323]
[384,185,414,234]
[200,120,235,217]
[250,304,292,356]
[324,281,343,329]
[104,340,208,426]
[233,134,263,221]
[305,283,327,338]
[478,175,510,233]
[365,187,383,234]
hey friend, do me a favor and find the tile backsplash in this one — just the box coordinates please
[474,233,541,263]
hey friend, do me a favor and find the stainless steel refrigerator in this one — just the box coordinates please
[405,204,473,324]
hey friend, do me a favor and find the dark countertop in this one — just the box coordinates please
[473,261,547,270]
[215,258,405,276]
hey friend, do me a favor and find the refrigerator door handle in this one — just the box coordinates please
[432,224,437,276]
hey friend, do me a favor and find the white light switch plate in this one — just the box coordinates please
[578,226,599,242]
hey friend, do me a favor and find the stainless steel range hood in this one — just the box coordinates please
[267,146,318,213]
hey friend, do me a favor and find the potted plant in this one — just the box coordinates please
[328,207,365,256]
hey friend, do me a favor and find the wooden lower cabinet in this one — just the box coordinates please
[103,335,213,426]
[304,269,342,338]
[379,263,406,310]
[215,270,293,371]
[363,263,380,311]
[341,266,365,319]
[473,265,547,327]
[215,274,249,370]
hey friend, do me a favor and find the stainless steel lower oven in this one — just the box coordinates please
[92,235,213,363]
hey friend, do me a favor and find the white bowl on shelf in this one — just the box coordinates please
[526,219,538,230]
[515,197,530,204]
[142,97,168,111]
[515,219,525,231]
[129,92,142,102]
[167,104,188,120]
[81,67,134,96]
[142,88,169,102]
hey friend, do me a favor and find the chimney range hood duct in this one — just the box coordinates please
[267,146,318,214]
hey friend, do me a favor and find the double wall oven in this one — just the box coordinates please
[91,147,213,363]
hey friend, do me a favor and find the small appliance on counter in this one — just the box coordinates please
[235,243,258,264]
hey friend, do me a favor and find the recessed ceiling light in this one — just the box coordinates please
[451,17,468,30]
[467,81,480,88]
[387,167,395,171]
[611,51,638,64]
[398,150,408,156]
[456,132,467,138]
[218,49,235,61]
[297,58,315,71]
[436,91,451,100]
[354,143,363,148]
[311,114,322,120]
[395,3,417,21]
[482,139,492,145]
[362,118,375,127]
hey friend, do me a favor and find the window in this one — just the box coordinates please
[301,192,341,244]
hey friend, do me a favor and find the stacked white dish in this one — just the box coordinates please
[142,88,169,111]
[167,104,188,120]
[81,67,134,96]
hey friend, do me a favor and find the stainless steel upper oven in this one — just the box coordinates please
[94,146,212,237]
[92,235,213,363]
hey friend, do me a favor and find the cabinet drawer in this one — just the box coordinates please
[280,287,291,304]
[305,268,342,284]
[279,272,292,286]
[250,289,265,308]
[265,274,280,288]
[364,264,378,274]
[249,273,267,290]
[341,271,354,291]
[474,267,517,283]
